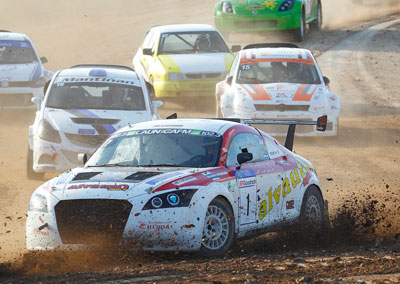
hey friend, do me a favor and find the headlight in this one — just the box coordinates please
[38,119,61,143]
[222,1,233,13]
[31,76,47,88]
[143,189,198,210]
[29,193,48,213]
[168,72,185,81]
[278,0,295,11]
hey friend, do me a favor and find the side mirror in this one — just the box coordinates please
[142,48,154,56]
[226,75,233,86]
[231,45,241,53]
[40,57,48,64]
[77,153,88,165]
[237,152,253,165]
[323,76,330,86]
[152,100,163,109]
[31,97,42,110]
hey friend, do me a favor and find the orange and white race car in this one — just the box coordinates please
[216,43,340,136]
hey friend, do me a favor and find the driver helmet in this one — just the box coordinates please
[195,34,211,51]
[202,136,219,156]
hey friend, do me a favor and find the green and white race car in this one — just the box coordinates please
[214,0,322,41]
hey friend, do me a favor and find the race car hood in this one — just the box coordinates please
[158,53,229,74]
[231,0,287,14]
[238,83,325,104]
[46,166,229,200]
[0,62,43,82]
[44,108,151,137]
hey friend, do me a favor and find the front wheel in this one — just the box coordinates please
[293,10,306,42]
[26,146,44,180]
[200,198,235,256]
[300,185,324,234]
[310,1,322,31]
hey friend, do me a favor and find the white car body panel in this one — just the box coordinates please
[0,32,54,109]
[26,119,324,252]
[217,47,340,136]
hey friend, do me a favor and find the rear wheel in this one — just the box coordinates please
[200,198,235,256]
[300,185,324,234]
[310,1,322,31]
[26,146,44,180]
[293,9,306,42]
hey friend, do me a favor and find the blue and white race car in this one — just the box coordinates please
[0,30,53,109]
[26,116,328,256]
[27,64,162,179]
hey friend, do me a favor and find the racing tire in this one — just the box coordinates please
[293,9,306,42]
[310,1,322,31]
[200,197,235,257]
[299,185,324,236]
[215,95,223,118]
[26,146,44,180]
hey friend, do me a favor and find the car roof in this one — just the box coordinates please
[56,66,141,81]
[149,24,218,34]
[121,118,245,135]
[239,47,314,60]
[0,31,31,42]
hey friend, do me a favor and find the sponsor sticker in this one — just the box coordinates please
[67,183,129,191]
[172,176,197,186]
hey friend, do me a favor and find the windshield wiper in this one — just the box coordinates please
[88,163,131,167]
[137,164,178,167]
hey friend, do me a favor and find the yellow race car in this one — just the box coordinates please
[133,24,240,102]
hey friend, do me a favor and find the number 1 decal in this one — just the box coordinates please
[238,176,257,225]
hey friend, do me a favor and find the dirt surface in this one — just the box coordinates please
[1,0,400,283]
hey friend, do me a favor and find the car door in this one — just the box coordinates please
[225,132,284,233]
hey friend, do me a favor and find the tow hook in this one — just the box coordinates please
[38,223,48,231]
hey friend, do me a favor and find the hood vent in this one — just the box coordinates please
[72,172,102,181]
[125,171,162,181]
[70,117,120,125]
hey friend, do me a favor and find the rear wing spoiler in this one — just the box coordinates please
[166,113,327,151]
[214,115,328,151]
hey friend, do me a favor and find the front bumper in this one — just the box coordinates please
[153,78,223,98]
[0,86,43,109]
[215,11,301,33]
[26,194,206,251]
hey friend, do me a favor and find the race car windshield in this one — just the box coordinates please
[46,83,146,111]
[87,129,223,168]
[237,60,321,85]
[0,41,38,64]
[158,31,230,54]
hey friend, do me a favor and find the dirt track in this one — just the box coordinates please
[1,1,400,283]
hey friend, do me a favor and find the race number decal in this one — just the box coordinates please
[234,169,257,225]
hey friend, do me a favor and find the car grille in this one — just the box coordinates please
[254,104,310,112]
[234,20,277,29]
[3,81,35,88]
[55,199,133,245]
[185,73,223,80]
[60,149,81,165]
[64,133,109,147]
[0,93,33,107]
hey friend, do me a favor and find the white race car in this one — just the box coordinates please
[26,116,329,256]
[216,43,340,136]
[27,64,162,179]
[0,30,53,109]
